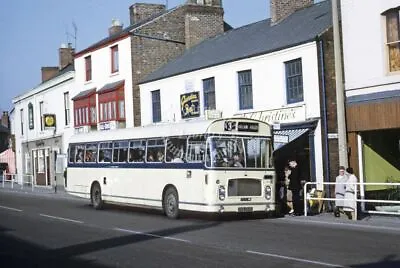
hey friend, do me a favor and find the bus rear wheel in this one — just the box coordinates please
[163,188,179,219]
[91,183,104,210]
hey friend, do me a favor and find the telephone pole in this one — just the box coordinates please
[332,0,348,167]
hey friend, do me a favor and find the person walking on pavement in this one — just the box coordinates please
[344,167,357,220]
[334,166,347,217]
[288,158,304,216]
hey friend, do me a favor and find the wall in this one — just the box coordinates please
[74,37,134,128]
[140,42,326,181]
[341,0,400,96]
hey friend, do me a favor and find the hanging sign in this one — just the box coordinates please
[180,91,200,119]
[43,114,56,129]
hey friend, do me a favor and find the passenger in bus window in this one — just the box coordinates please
[157,151,164,162]
[99,151,105,162]
[76,149,84,163]
[147,153,155,162]
[229,152,243,168]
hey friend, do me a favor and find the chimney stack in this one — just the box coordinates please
[186,0,222,7]
[129,3,165,25]
[59,43,75,70]
[270,0,313,24]
[41,67,59,82]
[109,19,123,36]
[1,111,9,129]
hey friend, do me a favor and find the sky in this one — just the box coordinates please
[0,0,272,113]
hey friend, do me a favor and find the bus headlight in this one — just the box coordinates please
[265,186,272,200]
[218,186,226,201]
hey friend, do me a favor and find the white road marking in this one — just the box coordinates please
[247,250,344,267]
[0,205,23,212]
[39,213,84,224]
[114,227,191,243]
[279,217,400,232]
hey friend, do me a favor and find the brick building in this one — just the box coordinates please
[139,0,341,196]
[73,0,228,133]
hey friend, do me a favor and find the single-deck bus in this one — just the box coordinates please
[66,117,275,218]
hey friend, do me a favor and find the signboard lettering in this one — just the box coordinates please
[181,92,200,119]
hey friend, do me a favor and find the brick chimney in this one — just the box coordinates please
[270,0,313,24]
[1,111,9,129]
[109,19,123,36]
[59,43,75,70]
[41,66,59,82]
[184,0,224,49]
[129,3,166,26]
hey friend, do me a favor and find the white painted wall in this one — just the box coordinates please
[74,37,134,127]
[341,0,400,96]
[12,71,75,176]
[140,42,325,181]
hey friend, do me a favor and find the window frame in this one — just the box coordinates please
[39,101,44,131]
[111,45,119,73]
[238,70,253,110]
[203,77,216,111]
[151,90,161,123]
[64,92,70,126]
[285,58,304,104]
[85,55,92,82]
[385,8,400,72]
[20,108,24,135]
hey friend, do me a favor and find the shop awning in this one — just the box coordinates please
[273,128,309,150]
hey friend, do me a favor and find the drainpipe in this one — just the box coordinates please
[318,39,331,205]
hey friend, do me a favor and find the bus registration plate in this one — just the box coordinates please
[238,207,253,213]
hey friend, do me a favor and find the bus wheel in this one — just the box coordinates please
[91,183,104,210]
[163,187,179,219]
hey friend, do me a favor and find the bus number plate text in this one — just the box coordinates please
[238,207,253,213]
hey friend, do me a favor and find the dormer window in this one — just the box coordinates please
[385,8,400,72]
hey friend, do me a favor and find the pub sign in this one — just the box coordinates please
[181,91,200,119]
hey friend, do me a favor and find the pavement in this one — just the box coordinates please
[1,184,399,232]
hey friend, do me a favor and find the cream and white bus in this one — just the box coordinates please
[66,117,275,218]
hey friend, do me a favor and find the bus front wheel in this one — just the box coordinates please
[91,182,104,210]
[163,187,179,219]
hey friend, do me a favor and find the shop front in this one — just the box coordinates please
[346,91,400,208]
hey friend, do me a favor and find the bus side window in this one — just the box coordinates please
[129,140,146,162]
[113,141,129,163]
[166,137,186,163]
[187,136,206,163]
[85,143,98,163]
[99,142,113,162]
[147,139,165,162]
[75,145,85,163]
[69,145,76,163]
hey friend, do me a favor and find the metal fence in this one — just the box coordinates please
[1,173,54,192]
[304,182,400,219]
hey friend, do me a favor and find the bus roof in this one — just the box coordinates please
[69,118,271,144]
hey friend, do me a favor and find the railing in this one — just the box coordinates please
[304,182,400,219]
[1,173,35,191]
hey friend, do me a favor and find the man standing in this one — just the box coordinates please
[344,167,358,220]
[288,158,304,216]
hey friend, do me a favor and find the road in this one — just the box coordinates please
[0,191,399,268]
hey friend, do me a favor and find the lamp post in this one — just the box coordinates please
[332,0,348,167]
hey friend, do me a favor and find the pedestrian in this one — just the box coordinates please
[334,166,347,217]
[283,166,293,214]
[344,167,357,220]
[288,157,304,216]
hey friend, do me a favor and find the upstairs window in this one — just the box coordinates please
[20,109,24,135]
[39,101,44,131]
[111,45,119,73]
[386,8,400,72]
[28,103,34,130]
[151,90,161,123]
[64,92,70,126]
[238,70,253,110]
[85,56,92,81]
[203,77,216,111]
[285,58,304,104]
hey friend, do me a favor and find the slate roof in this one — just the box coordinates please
[72,88,96,101]
[142,0,332,84]
[97,80,125,94]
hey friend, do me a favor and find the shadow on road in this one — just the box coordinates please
[350,255,400,268]
[0,220,220,267]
